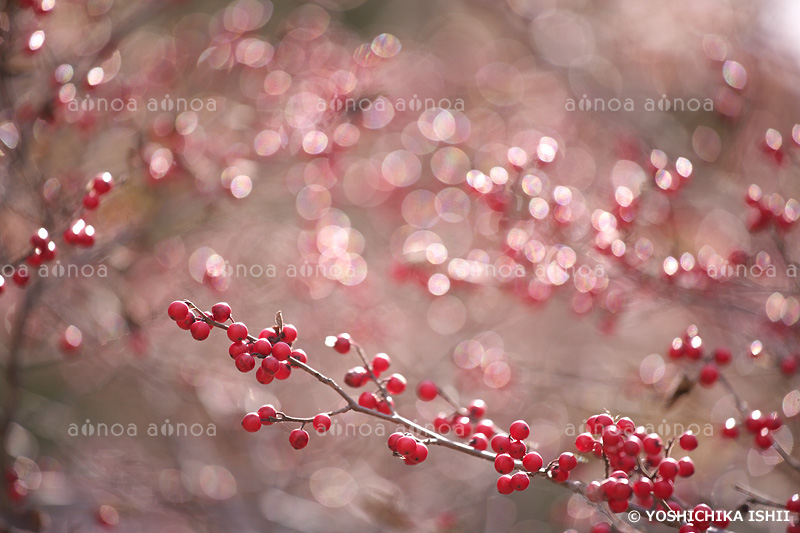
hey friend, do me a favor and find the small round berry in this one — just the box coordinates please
[433,413,451,434]
[344,367,369,388]
[396,435,417,456]
[31,228,49,248]
[235,353,255,372]
[406,442,428,465]
[594,413,613,430]
[496,474,514,495]
[616,417,635,435]
[387,432,403,452]
[257,405,277,425]
[755,427,773,449]
[272,342,292,361]
[176,314,195,330]
[558,452,577,471]
[658,457,679,479]
[12,268,30,287]
[642,434,663,455]
[358,391,378,410]
[229,342,248,358]
[623,435,642,456]
[678,456,694,477]
[590,523,612,533]
[491,434,510,453]
[698,364,719,386]
[679,431,698,451]
[610,479,632,500]
[82,192,99,210]
[469,433,489,451]
[511,472,530,491]
[290,349,307,366]
[333,334,351,354]
[602,425,623,448]
[253,339,272,356]
[766,412,782,430]
[168,301,190,321]
[227,322,248,342]
[312,414,332,433]
[93,172,114,195]
[259,328,279,341]
[509,420,530,441]
[211,302,231,322]
[507,440,527,459]
[550,466,569,482]
[745,410,766,433]
[608,498,629,513]
[261,356,280,374]
[282,324,298,343]
[190,321,210,341]
[787,494,800,513]
[722,417,739,438]
[494,453,514,474]
[585,481,604,503]
[452,416,472,438]
[372,353,391,375]
[633,478,653,498]
[467,399,487,419]
[416,380,438,401]
[475,419,496,437]
[386,373,407,395]
[652,479,674,499]
[713,347,733,365]
[242,413,261,433]
[274,362,292,380]
[289,428,309,450]
[255,367,274,384]
[522,451,543,472]
[678,525,698,533]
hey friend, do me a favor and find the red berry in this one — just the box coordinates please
[508,439,527,459]
[396,435,417,456]
[82,192,99,210]
[433,413,451,434]
[333,334,351,354]
[387,432,402,452]
[678,456,694,477]
[494,453,514,474]
[643,434,663,455]
[255,366,273,384]
[190,321,210,340]
[290,349,307,366]
[679,525,698,533]
[591,523,612,533]
[522,451,543,472]
[713,347,732,365]
[253,339,271,356]
[602,425,623,448]
[229,342,248,358]
[386,373,407,395]
[31,227,49,248]
[242,413,261,432]
[452,416,472,438]
[594,414,613,430]
[550,466,569,482]
[623,435,642,456]
[722,418,739,438]
[633,478,653,498]
[511,472,530,491]
[261,356,280,374]
[467,399,487,419]
[358,391,378,409]
[699,364,719,386]
[259,328,279,341]
[168,301,190,321]
[227,322,248,342]
[475,419,496,437]
[417,380,438,401]
[745,411,766,433]
[344,367,369,387]
[496,474,514,494]
[257,405,277,425]
[93,172,114,195]
[406,442,428,464]
[235,353,255,372]
[372,353,391,375]
[270,341,290,361]
[608,498,629,513]
[289,429,309,449]
[491,434,510,453]
[766,412,782,430]
[211,302,231,322]
[558,452,577,471]
[658,457,679,479]
[679,431,698,451]
[282,324,298,343]
[312,414,332,433]
[469,433,489,450]
[781,357,797,376]
[787,494,800,513]
[176,313,195,330]
[274,362,292,380]
[755,427,773,449]
[509,420,530,441]
[616,417,635,435]
[12,268,30,287]
[585,481,604,502]
[652,479,674,499]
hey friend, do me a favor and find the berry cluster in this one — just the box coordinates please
[665,326,731,387]
[745,183,798,233]
[721,409,783,450]
[387,432,429,465]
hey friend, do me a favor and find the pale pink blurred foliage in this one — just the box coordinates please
[1,0,800,531]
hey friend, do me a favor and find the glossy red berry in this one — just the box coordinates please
[643,434,663,455]
[190,321,210,340]
[227,322,248,342]
[31,227,49,248]
[257,405,277,425]
[274,362,292,380]
[678,456,694,477]
[255,367,274,384]
[511,472,530,491]
[333,334,351,354]
[242,413,261,433]
[491,434,509,453]
[168,301,190,321]
[82,192,99,210]
[652,479,674,499]
[713,347,732,365]
[387,432,402,452]
[396,435,417,456]
[417,380,438,401]
[591,523,612,533]
[235,353,255,372]
[550,466,569,482]
[787,494,800,513]
[698,364,719,386]
[93,172,114,195]
[593,414,613,430]
[176,314,195,330]
[522,451,543,472]
[358,391,378,409]
[469,433,489,451]
[312,414,332,433]
[289,428,309,450]
[679,431,698,451]
[722,418,739,438]
[658,457,679,479]
[433,413,451,434]
[272,342,292,361]
[755,427,773,449]
[475,419,496,437]
[12,268,30,287]
[494,453,514,474]
[467,399,487,419]
[281,324,298,343]
[211,302,231,322]
[290,349,307,366]
[558,452,577,471]
[496,474,514,495]
[371,353,391,375]
[633,478,653,498]
[509,420,530,441]
[344,367,369,387]
[386,373,407,395]
[452,416,472,438]
[252,339,271,356]
[261,356,280,374]
[508,440,526,459]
